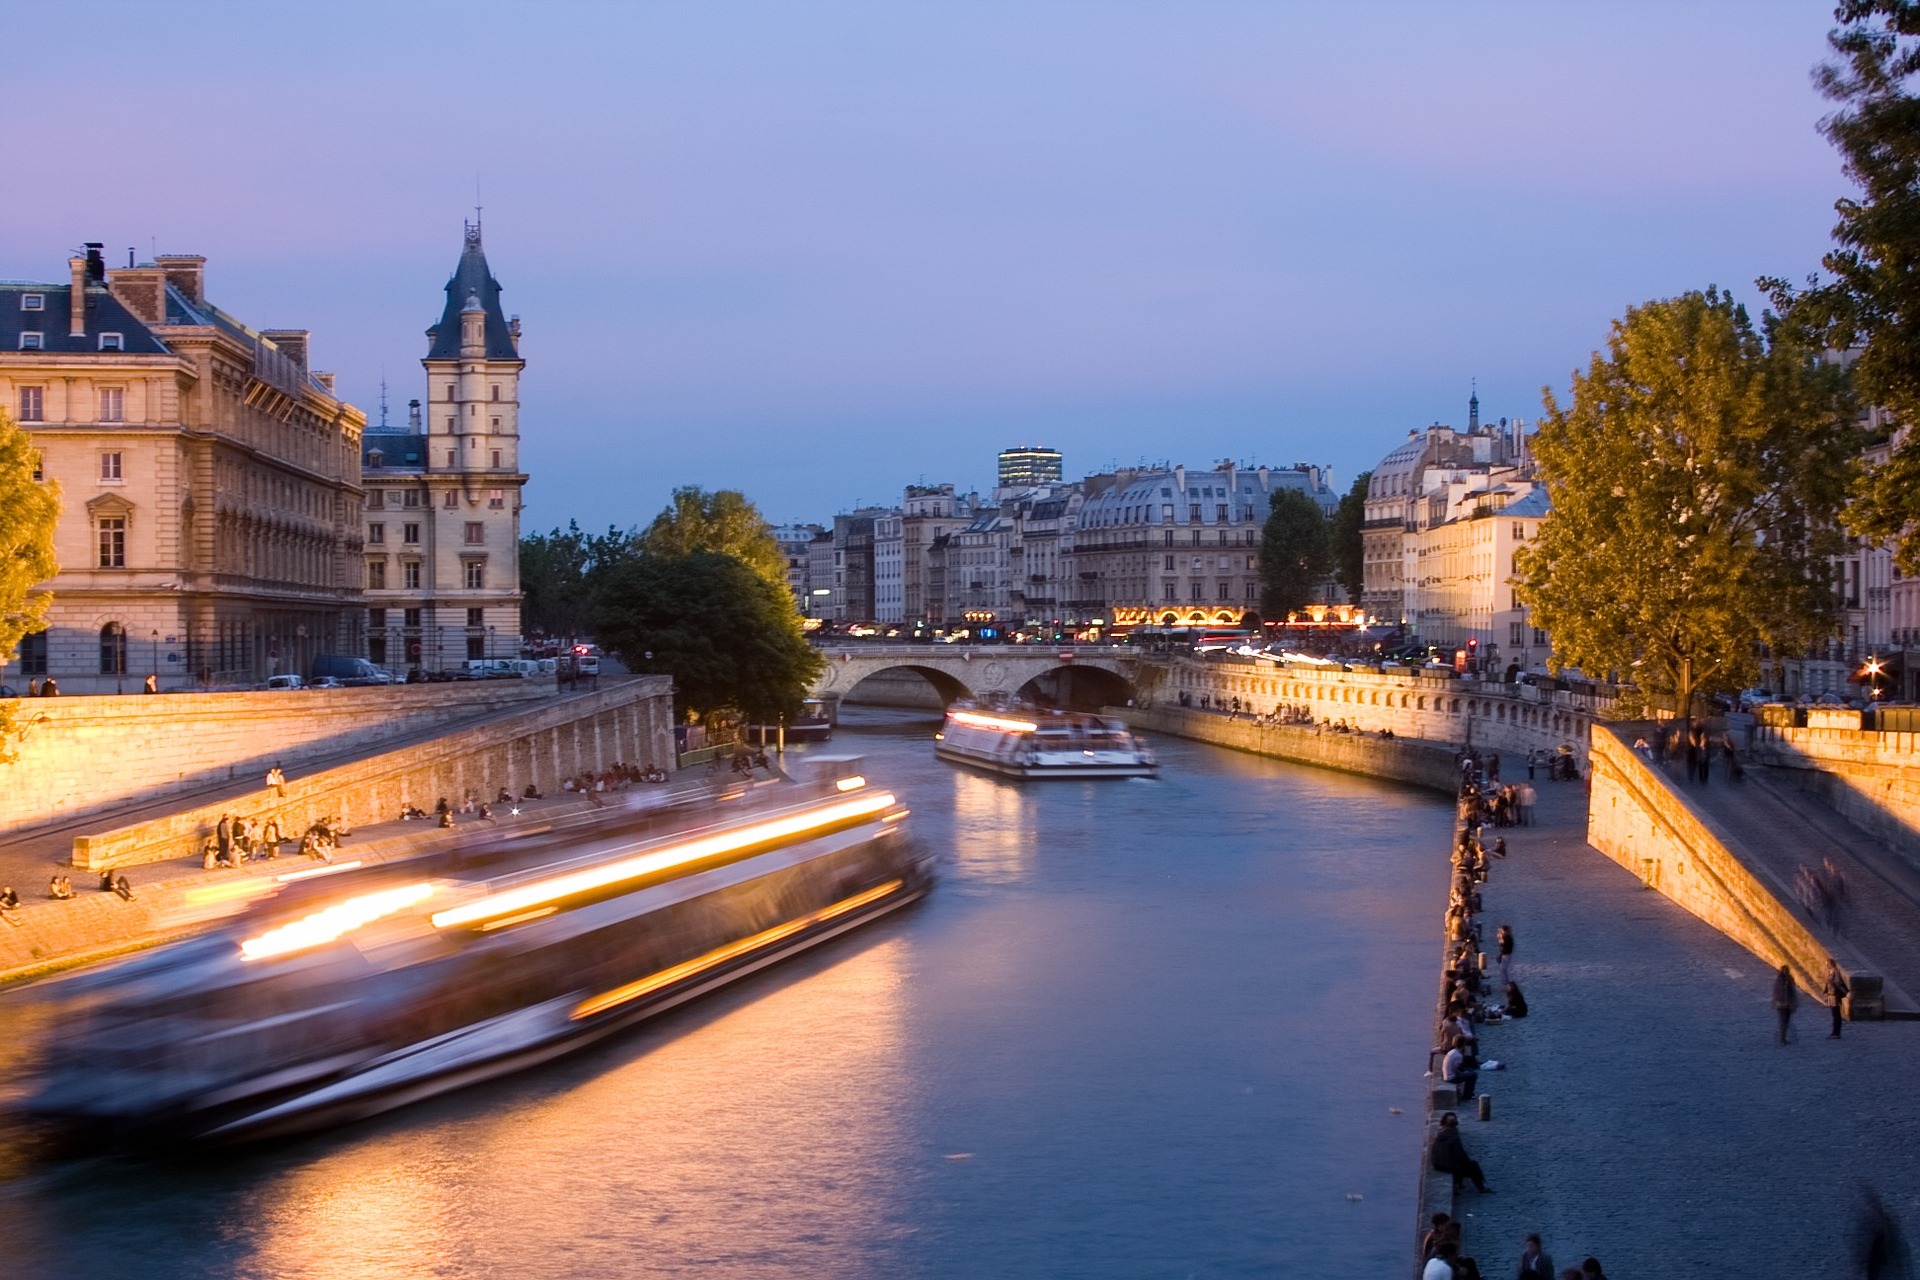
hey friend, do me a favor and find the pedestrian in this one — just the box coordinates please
[1827,959,1850,1040]
[1517,1234,1555,1279]
[1772,964,1798,1045]
[1430,1111,1491,1193]
[216,813,233,866]
[1496,924,1514,988]
[43,676,58,696]
[26,678,39,697]
[1857,1187,1912,1279]
[143,673,157,694]
[266,764,287,798]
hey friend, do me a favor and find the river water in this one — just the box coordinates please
[1,707,1451,1279]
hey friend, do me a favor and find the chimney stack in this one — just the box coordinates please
[68,256,88,337]
[153,254,206,306]
[261,329,310,373]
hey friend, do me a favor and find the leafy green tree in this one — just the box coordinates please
[641,487,786,590]
[1785,1,1920,566]
[0,409,59,752]
[1515,289,1859,719]
[519,522,642,639]
[1328,470,1371,605]
[595,551,824,724]
[1258,488,1331,620]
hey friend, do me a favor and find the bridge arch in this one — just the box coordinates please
[1013,663,1134,712]
[839,663,976,711]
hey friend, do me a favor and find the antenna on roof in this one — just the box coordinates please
[379,373,389,429]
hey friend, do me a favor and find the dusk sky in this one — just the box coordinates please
[5,2,1850,529]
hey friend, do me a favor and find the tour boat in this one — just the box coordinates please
[22,763,927,1144]
[935,703,1158,779]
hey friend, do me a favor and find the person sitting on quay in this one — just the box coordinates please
[1430,1111,1492,1193]
[0,885,20,913]
[48,875,74,900]
[523,782,544,800]
[1502,981,1529,1018]
[112,873,135,901]
[478,803,495,822]
[497,787,514,804]
[1420,1213,1452,1263]
[201,835,220,870]
[438,807,456,828]
[1421,1238,1460,1280]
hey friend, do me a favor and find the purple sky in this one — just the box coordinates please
[4,2,1848,529]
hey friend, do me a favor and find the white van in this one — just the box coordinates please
[263,674,305,691]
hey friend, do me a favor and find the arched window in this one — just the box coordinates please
[99,622,126,676]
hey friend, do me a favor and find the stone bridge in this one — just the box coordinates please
[809,645,1144,718]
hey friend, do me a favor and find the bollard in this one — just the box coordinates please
[1477,951,1487,973]
[1477,1095,1491,1122]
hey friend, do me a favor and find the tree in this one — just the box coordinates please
[1328,470,1371,606]
[1785,1,1920,567]
[519,521,640,639]
[595,551,824,724]
[641,487,786,590]
[1515,289,1859,720]
[1258,488,1331,620]
[0,408,59,753]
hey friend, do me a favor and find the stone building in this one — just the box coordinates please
[771,523,825,611]
[1,244,366,692]
[1405,476,1550,667]
[901,484,975,626]
[359,224,526,673]
[1069,461,1336,629]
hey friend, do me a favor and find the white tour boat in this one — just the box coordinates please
[935,704,1158,779]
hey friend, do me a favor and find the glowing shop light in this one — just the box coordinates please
[239,882,435,962]
[432,792,899,930]
[834,775,867,792]
[571,879,905,1020]
[948,710,1038,733]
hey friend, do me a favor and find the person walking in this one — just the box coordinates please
[1827,960,1851,1040]
[266,764,287,798]
[1496,924,1514,989]
[1772,964,1799,1045]
[1517,1234,1555,1279]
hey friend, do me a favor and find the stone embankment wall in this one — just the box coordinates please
[1748,723,1920,862]
[1120,705,1461,794]
[73,678,676,870]
[1151,657,1602,767]
[1586,725,1856,1003]
[0,681,554,836]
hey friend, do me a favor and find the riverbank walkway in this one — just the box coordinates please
[1459,773,1920,1276]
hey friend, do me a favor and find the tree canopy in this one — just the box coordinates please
[1515,289,1859,717]
[1258,488,1331,620]
[0,409,59,751]
[518,521,640,639]
[1328,470,1371,606]
[641,487,787,590]
[594,551,824,724]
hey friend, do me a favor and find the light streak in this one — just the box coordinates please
[835,775,867,792]
[948,710,1037,733]
[570,879,905,1020]
[431,791,899,930]
[239,882,435,961]
[274,860,364,883]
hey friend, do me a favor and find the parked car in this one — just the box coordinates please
[307,676,344,690]
[263,674,305,691]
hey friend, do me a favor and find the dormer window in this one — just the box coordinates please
[98,332,123,352]
[18,332,43,350]
[21,294,44,311]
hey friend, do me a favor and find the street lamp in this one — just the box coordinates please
[151,629,159,690]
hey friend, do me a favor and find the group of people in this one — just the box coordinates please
[4,872,132,916]
[1422,1221,1609,1280]
[20,677,59,696]
[1794,856,1851,936]
[715,748,774,776]
[200,810,347,867]
[1771,958,1855,1044]
[1630,722,1743,785]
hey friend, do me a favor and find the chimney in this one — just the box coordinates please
[68,256,87,337]
[261,329,309,372]
[408,398,422,430]
[313,371,336,394]
[84,243,105,282]
[153,254,206,306]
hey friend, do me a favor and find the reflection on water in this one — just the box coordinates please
[1,706,1452,1280]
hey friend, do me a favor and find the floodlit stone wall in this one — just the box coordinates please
[0,681,554,835]
[1748,724,1920,862]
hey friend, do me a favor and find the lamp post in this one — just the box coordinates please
[151,629,159,690]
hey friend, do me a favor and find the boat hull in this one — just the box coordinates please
[935,744,1158,779]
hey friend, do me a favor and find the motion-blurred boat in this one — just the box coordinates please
[935,702,1158,779]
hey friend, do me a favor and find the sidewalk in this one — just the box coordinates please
[1454,776,1920,1276]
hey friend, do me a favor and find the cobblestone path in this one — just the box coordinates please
[1457,775,1920,1278]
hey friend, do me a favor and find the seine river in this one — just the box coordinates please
[1,707,1451,1280]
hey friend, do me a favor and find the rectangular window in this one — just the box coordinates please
[98,332,123,352]
[467,635,485,661]
[403,490,420,508]
[467,607,484,626]
[369,607,387,629]
[1191,531,1202,546]
[1246,556,1256,570]
[1533,627,1548,646]
[464,521,484,545]
[404,607,422,628]
[30,452,42,482]
[367,490,384,509]
[1218,581,1231,601]
[18,332,42,350]
[368,522,386,544]
[1189,504,1202,522]
[403,562,421,590]
[100,451,122,481]
[368,636,387,664]
[403,523,420,544]
[18,386,43,421]
[17,629,48,675]
[1513,522,1525,540]
[99,388,124,422]
[464,561,484,590]
[1216,504,1228,521]
[488,489,505,509]
[20,294,43,311]
[1163,555,1175,572]
[445,419,454,433]
[1510,621,1525,646]
[367,560,387,589]
[97,516,125,568]
[1246,582,1259,601]
[1163,581,1177,602]
[444,490,458,508]
[491,417,500,429]
[1217,556,1230,570]
[491,450,501,468]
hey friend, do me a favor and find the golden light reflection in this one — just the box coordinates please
[431,792,898,930]
[948,710,1038,733]
[949,769,1031,883]
[238,883,435,962]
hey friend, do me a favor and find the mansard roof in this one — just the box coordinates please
[425,223,518,361]
[0,283,171,355]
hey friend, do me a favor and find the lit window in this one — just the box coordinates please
[98,332,123,352]
[100,451,122,481]
[18,332,42,350]
[488,489,505,509]
[99,388,124,422]
[18,386,44,421]
[97,516,126,568]
[20,294,44,311]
